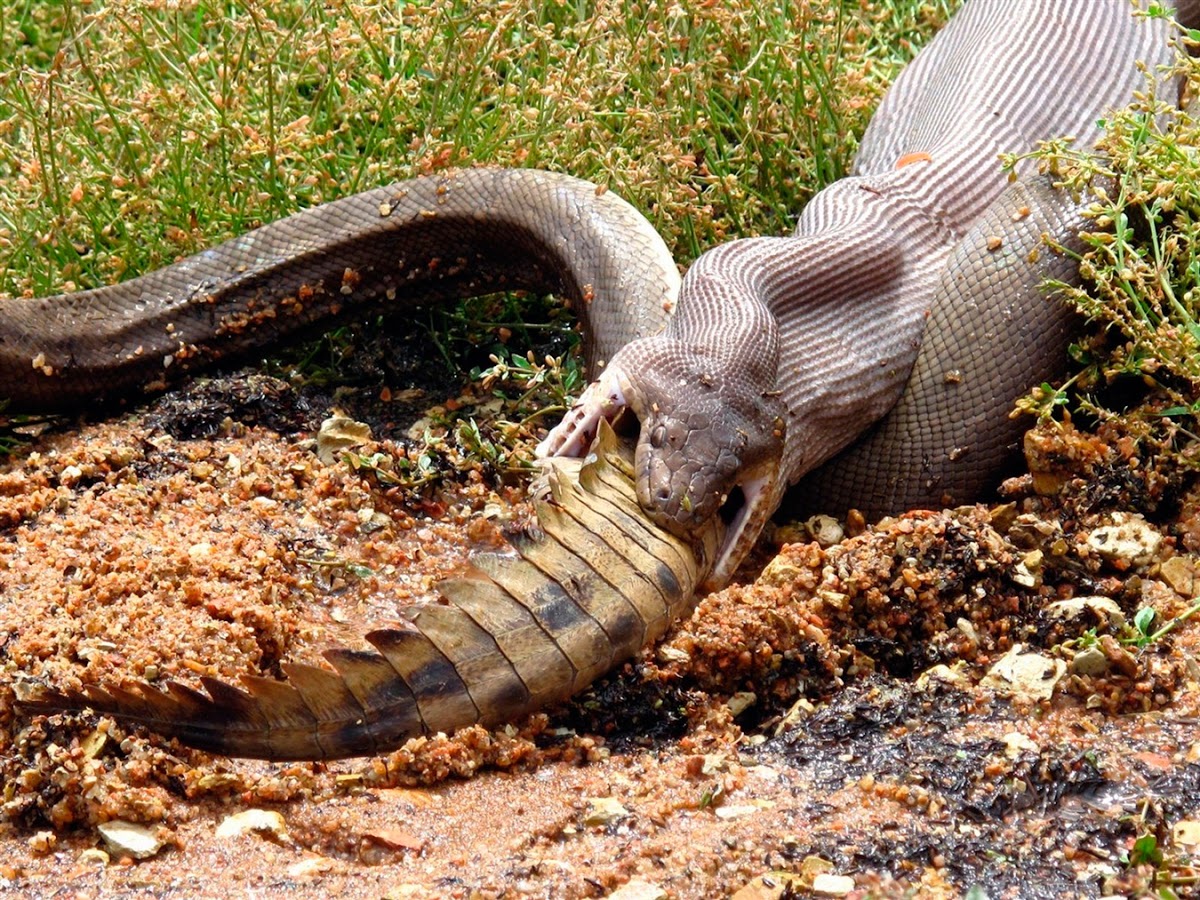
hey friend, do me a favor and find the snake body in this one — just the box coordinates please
[548,0,1191,582]
[10,1,1197,758]
[0,169,679,408]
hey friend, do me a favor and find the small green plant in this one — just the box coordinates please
[343,432,449,495]
[343,449,407,488]
[263,325,362,387]
[697,781,724,810]
[1130,832,1164,868]
[455,417,515,474]
[0,401,28,455]
[0,403,59,456]
[298,552,375,584]
[1073,627,1101,651]
[1011,378,1078,422]
[1131,606,1158,647]
[436,348,594,473]
[476,349,585,419]
[1116,820,1199,898]
[1124,599,1200,649]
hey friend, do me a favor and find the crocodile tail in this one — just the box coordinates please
[16,422,717,760]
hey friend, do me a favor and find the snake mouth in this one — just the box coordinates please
[718,484,747,527]
[704,463,777,589]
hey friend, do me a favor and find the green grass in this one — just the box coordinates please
[0,0,951,303]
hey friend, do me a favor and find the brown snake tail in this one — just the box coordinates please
[15,423,720,760]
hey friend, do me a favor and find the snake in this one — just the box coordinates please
[9,1,1197,758]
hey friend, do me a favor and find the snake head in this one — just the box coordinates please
[623,341,785,586]
[538,334,785,586]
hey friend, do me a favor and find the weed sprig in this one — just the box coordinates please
[1012,24,1200,464]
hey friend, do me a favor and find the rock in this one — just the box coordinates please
[916,662,972,691]
[357,506,392,533]
[1009,563,1037,588]
[955,617,980,648]
[988,503,1019,532]
[27,831,56,855]
[188,541,214,562]
[1098,634,1139,678]
[80,728,108,760]
[1008,512,1062,547]
[363,827,425,851]
[981,644,1065,702]
[758,557,808,587]
[288,855,339,877]
[816,587,850,611]
[195,772,241,792]
[726,691,757,717]
[316,414,372,464]
[1001,731,1040,758]
[384,886,429,900]
[1010,550,1043,588]
[701,753,732,775]
[812,873,856,896]
[608,879,667,900]
[805,514,844,547]
[732,857,853,897]
[1160,555,1199,597]
[377,787,440,809]
[731,872,805,899]
[1085,513,1163,568]
[583,796,628,827]
[714,804,763,820]
[1173,819,1200,847]
[1070,645,1110,677]
[216,808,290,842]
[775,696,817,733]
[1131,750,1173,772]
[656,645,691,665]
[798,856,835,881]
[1047,596,1127,632]
[97,820,165,860]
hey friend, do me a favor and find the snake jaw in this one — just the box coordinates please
[618,341,785,574]
[704,460,782,590]
[540,334,785,585]
[633,406,784,582]
[634,410,745,533]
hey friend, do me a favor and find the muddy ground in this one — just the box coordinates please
[1,364,1199,899]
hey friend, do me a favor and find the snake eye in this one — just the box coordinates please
[650,424,666,449]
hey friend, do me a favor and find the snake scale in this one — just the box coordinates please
[10,0,1198,759]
